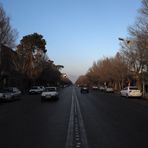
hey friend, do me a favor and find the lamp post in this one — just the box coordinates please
[118,37,132,87]
[118,37,131,44]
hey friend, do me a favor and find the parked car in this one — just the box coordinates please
[92,86,99,90]
[80,86,89,93]
[41,87,59,101]
[29,86,44,94]
[99,86,106,91]
[120,86,142,98]
[0,88,14,102]
[6,87,21,99]
[106,87,114,93]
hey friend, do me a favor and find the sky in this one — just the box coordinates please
[1,0,141,82]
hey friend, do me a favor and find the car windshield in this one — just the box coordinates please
[32,86,39,89]
[45,87,56,92]
[7,87,13,91]
[0,88,10,92]
[129,87,139,90]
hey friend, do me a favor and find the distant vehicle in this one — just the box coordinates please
[41,87,59,101]
[120,86,142,98]
[99,86,105,91]
[0,89,13,102]
[92,86,99,90]
[29,86,44,94]
[106,87,114,93]
[80,86,89,93]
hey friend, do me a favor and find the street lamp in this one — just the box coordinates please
[118,37,124,41]
[118,37,132,87]
[118,37,131,44]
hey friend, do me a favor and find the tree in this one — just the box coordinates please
[111,53,129,89]
[81,54,128,90]
[75,75,89,86]
[140,0,148,16]
[120,38,143,88]
[16,33,65,86]
[119,0,148,89]
[16,33,47,79]
[137,0,148,67]
[86,62,100,86]
[0,3,18,48]
[37,60,62,86]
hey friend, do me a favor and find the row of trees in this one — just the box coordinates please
[76,0,148,93]
[0,3,71,89]
[76,53,129,90]
[16,32,71,87]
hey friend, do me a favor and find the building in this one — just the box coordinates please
[0,44,24,89]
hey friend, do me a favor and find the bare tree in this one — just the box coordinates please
[120,0,148,89]
[75,75,89,86]
[0,3,18,48]
[140,0,148,16]
[86,61,100,86]
[111,53,129,89]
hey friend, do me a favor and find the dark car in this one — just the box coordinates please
[80,86,89,93]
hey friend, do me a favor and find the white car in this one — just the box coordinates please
[106,87,114,93]
[99,86,105,91]
[29,86,44,94]
[120,86,142,98]
[92,86,99,90]
[41,87,59,101]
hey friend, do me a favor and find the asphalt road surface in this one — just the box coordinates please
[0,86,148,148]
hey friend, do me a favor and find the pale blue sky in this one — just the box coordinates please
[1,0,141,82]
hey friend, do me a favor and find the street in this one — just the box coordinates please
[0,86,148,148]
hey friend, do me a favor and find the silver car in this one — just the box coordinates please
[106,87,114,93]
[0,89,13,102]
[29,86,45,94]
[7,87,21,99]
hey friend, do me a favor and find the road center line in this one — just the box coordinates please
[66,91,74,148]
[66,87,88,148]
[73,88,88,148]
